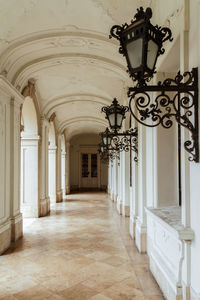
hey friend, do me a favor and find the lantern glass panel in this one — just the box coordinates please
[103,137,106,144]
[107,137,111,145]
[126,38,143,69]
[109,113,115,127]
[147,39,158,70]
[116,113,123,127]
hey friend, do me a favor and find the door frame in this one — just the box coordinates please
[78,146,100,189]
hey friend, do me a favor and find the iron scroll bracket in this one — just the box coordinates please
[128,68,199,162]
[110,128,138,163]
[101,128,138,163]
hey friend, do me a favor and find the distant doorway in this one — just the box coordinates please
[80,153,100,189]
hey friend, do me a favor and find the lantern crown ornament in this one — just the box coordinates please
[109,6,173,86]
[101,98,129,133]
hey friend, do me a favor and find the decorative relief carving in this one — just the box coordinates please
[154,223,180,270]
[49,112,56,122]
[21,79,35,98]
[48,37,109,50]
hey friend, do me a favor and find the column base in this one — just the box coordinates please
[135,218,147,253]
[111,193,114,202]
[66,186,70,195]
[114,194,118,202]
[0,220,11,255]
[129,217,136,239]
[117,202,122,215]
[39,197,50,217]
[11,213,23,242]
[56,190,63,203]
[122,205,130,217]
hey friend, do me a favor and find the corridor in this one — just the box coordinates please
[0,192,163,300]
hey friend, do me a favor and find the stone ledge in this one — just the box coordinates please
[145,206,194,241]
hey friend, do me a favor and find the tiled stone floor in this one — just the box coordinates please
[0,192,164,300]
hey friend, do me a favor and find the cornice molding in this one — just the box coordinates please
[0,75,24,104]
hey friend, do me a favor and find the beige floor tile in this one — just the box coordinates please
[0,192,164,300]
[14,284,53,300]
[89,293,112,300]
[58,283,98,299]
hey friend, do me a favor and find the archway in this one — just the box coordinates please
[20,96,39,217]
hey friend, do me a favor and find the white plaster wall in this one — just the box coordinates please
[156,118,179,207]
[188,1,200,297]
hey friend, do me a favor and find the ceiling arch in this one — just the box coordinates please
[43,94,112,117]
[0,0,143,139]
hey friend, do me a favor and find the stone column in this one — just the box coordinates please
[56,134,63,202]
[135,124,147,253]
[61,148,66,198]
[0,77,26,254]
[113,158,118,202]
[39,116,50,216]
[110,162,115,201]
[117,153,123,214]
[10,95,24,241]
[129,149,138,239]
[48,145,56,202]
[121,151,130,217]
[65,142,70,194]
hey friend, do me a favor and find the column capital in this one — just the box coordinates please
[40,115,50,127]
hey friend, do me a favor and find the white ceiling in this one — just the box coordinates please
[0,0,179,140]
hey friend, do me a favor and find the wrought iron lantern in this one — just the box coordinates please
[109,6,199,162]
[101,128,112,147]
[100,101,138,162]
[109,7,173,86]
[101,98,129,133]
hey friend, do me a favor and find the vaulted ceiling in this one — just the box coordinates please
[0,0,171,140]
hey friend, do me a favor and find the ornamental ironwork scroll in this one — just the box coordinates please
[110,128,138,162]
[128,68,199,162]
[99,128,138,163]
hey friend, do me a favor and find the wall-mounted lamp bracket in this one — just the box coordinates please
[99,127,138,163]
[128,68,199,162]
[110,128,138,162]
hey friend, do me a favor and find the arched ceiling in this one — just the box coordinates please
[0,0,150,140]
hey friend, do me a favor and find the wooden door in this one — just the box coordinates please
[81,153,98,188]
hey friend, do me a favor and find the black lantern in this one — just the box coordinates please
[101,128,112,148]
[101,98,129,133]
[109,7,173,86]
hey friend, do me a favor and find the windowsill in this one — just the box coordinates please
[145,206,194,241]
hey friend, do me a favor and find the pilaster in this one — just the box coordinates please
[117,154,122,215]
[56,134,63,202]
[61,149,66,198]
[121,151,130,217]
[65,142,70,194]
[135,124,147,253]
[10,93,24,241]
[39,116,50,216]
